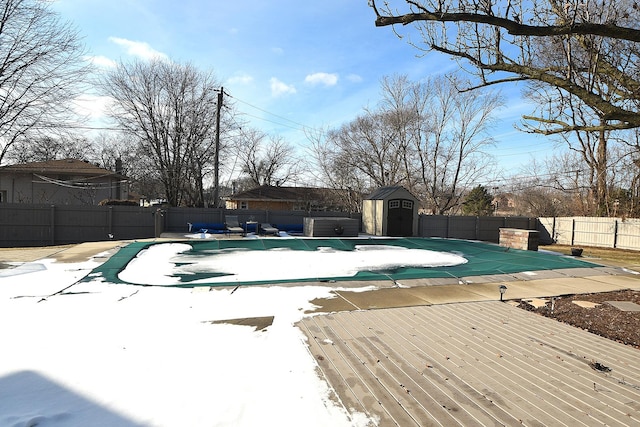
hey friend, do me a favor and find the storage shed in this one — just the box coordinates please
[362,186,419,237]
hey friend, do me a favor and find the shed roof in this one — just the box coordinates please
[365,186,417,201]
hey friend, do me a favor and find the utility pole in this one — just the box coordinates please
[213,87,223,207]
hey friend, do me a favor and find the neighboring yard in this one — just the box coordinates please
[542,244,640,268]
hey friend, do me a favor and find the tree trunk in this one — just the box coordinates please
[596,126,608,215]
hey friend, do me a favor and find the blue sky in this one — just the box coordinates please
[52,0,559,184]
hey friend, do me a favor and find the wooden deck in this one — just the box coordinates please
[299,301,640,426]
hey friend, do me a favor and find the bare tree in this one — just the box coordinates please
[101,59,225,207]
[371,1,640,131]
[308,127,370,213]
[371,1,640,132]
[323,112,410,187]
[608,131,640,216]
[415,75,501,214]
[0,0,91,164]
[6,135,93,163]
[312,75,428,194]
[235,128,302,187]
[371,1,640,215]
[514,151,600,215]
[91,132,164,202]
[514,186,573,217]
[312,74,501,214]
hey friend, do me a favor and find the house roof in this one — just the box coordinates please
[0,159,125,178]
[366,186,417,201]
[227,185,329,202]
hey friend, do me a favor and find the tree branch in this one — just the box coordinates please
[458,76,530,92]
[522,115,639,134]
[431,44,640,127]
[373,7,640,42]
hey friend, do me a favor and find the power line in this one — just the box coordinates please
[235,110,311,133]
[24,123,127,132]
[18,89,637,191]
[227,93,316,132]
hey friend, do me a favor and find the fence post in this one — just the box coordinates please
[154,208,165,237]
[571,218,575,246]
[49,205,55,245]
[613,219,618,249]
[108,206,113,237]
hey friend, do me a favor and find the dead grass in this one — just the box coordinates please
[541,244,640,267]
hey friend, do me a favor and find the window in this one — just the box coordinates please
[389,200,400,209]
[239,201,248,209]
[402,200,413,209]
[0,190,6,203]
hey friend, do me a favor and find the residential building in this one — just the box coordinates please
[224,185,350,211]
[0,158,129,205]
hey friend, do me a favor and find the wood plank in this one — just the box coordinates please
[366,307,581,426]
[314,315,420,426]
[338,310,509,426]
[298,319,369,418]
[298,301,640,426]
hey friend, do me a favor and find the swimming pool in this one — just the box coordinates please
[83,237,599,287]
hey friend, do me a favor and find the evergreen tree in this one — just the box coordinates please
[462,185,494,216]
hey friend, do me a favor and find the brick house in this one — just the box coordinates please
[224,185,348,211]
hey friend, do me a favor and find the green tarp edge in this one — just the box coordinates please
[83,238,599,288]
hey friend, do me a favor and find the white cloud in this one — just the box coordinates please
[72,94,113,120]
[346,73,363,83]
[228,73,254,85]
[108,37,169,61]
[305,72,338,87]
[270,77,296,97]
[271,47,284,55]
[85,55,117,68]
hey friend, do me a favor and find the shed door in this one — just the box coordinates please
[387,199,413,237]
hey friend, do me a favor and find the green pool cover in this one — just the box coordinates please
[83,237,599,287]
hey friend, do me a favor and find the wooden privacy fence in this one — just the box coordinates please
[418,215,537,242]
[0,204,362,247]
[538,216,640,251]
[1,202,538,247]
[0,203,156,247]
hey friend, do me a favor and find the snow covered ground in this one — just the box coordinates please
[0,242,467,426]
[118,242,467,285]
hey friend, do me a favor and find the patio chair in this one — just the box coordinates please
[259,223,279,236]
[225,215,245,235]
